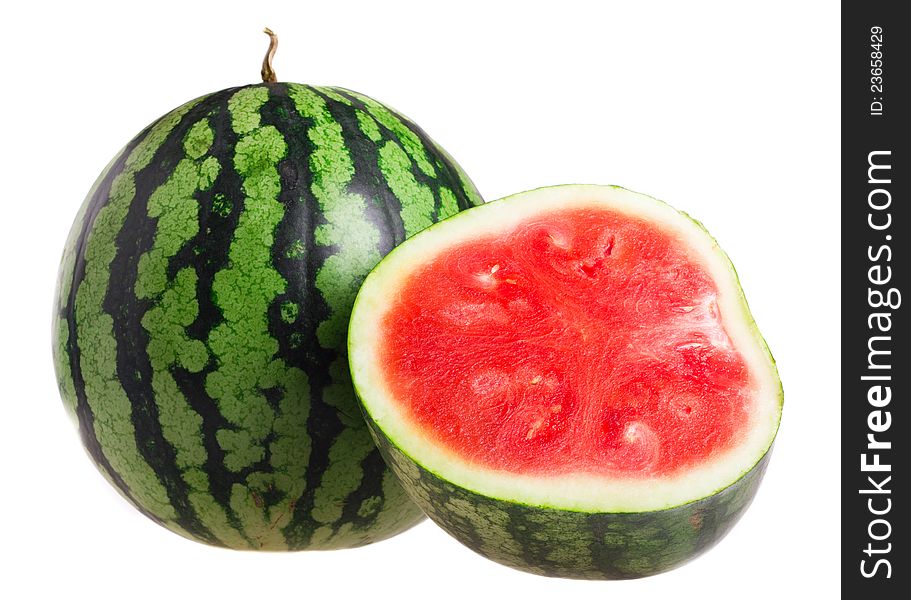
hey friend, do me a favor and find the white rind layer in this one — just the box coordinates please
[349,184,782,512]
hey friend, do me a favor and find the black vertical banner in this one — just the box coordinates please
[842,2,908,597]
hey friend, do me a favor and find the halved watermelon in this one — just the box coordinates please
[348,184,782,579]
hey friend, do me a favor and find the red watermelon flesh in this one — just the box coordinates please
[379,207,753,478]
[349,184,782,578]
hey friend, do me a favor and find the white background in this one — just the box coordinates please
[0,1,839,598]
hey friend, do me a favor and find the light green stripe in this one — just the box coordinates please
[355,110,382,143]
[438,144,484,207]
[355,467,423,539]
[141,269,208,460]
[378,141,437,236]
[288,83,388,539]
[134,145,217,300]
[207,86,284,465]
[439,186,460,218]
[343,89,436,177]
[310,427,374,525]
[353,88,483,208]
[73,97,201,524]
[54,146,128,425]
[53,318,78,423]
[309,358,374,526]
[228,483,272,549]
[267,366,311,509]
[132,118,249,548]
[319,87,353,106]
[524,510,596,573]
[205,86,310,549]
[287,83,382,350]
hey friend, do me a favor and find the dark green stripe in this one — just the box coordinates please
[317,87,408,253]
[386,100,484,212]
[272,84,429,548]
[55,142,132,424]
[203,84,315,549]
[331,87,482,231]
[247,83,333,548]
[302,84,436,546]
[336,88,438,177]
[62,129,158,522]
[171,88,255,546]
[110,96,228,546]
[339,448,401,527]
[254,84,341,549]
[333,86,484,215]
[330,89,437,236]
[69,98,203,528]
[395,110,485,211]
[286,84,382,350]
[279,83,381,548]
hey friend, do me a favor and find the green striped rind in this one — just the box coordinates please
[52,82,482,550]
[370,424,772,579]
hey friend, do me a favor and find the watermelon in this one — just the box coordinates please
[51,74,483,550]
[348,184,783,578]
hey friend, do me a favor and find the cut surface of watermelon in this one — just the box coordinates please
[350,185,781,513]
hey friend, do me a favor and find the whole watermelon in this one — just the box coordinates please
[52,82,483,550]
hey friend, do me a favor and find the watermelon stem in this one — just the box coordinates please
[261,27,278,83]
